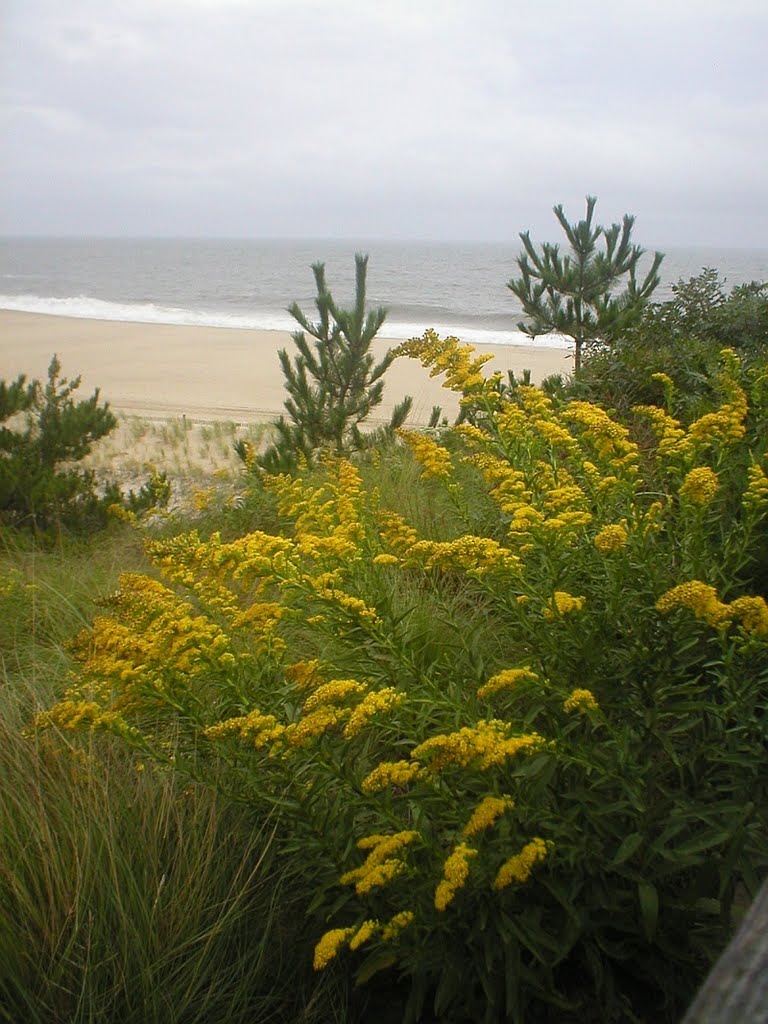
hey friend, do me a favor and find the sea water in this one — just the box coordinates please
[1,237,766,348]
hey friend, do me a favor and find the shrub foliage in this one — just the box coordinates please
[0,355,118,530]
[37,334,768,1022]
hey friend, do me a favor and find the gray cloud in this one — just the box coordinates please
[1,0,767,245]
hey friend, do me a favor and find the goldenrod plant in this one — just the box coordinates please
[37,334,768,1022]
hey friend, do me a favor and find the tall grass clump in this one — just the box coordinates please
[35,332,768,1022]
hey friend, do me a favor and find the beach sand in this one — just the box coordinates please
[1,310,573,425]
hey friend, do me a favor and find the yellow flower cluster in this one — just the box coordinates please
[377,510,420,554]
[313,910,415,971]
[381,910,415,941]
[343,687,404,738]
[313,927,356,970]
[60,574,234,717]
[395,330,497,399]
[340,830,419,895]
[679,466,719,505]
[411,721,543,773]
[687,390,747,450]
[494,837,551,890]
[284,658,322,690]
[285,705,349,747]
[302,678,367,712]
[309,583,382,628]
[462,794,515,838]
[634,404,691,462]
[361,759,425,793]
[561,402,639,475]
[729,596,768,636]
[743,460,768,514]
[434,843,478,911]
[468,453,530,516]
[657,581,768,637]
[656,580,731,628]
[543,591,586,620]
[204,708,286,750]
[477,667,538,700]
[397,429,453,480]
[405,536,521,576]
[593,524,628,554]
[563,688,600,713]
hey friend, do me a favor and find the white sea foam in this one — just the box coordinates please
[0,292,573,349]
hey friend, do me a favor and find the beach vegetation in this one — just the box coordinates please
[239,253,412,474]
[33,331,768,1022]
[568,269,768,422]
[0,357,171,535]
[508,195,664,372]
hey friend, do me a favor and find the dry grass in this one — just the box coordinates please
[83,415,269,512]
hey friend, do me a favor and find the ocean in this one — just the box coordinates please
[1,238,767,349]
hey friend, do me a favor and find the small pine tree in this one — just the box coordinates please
[508,196,664,372]
[245,254,412,474]
[0,355,117,530]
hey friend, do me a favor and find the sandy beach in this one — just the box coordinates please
[0,310,572,424]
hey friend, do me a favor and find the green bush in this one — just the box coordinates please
[0,355,170,534]
[37,333,768,1022]
[570,270,768,421]
[0,355,118,531]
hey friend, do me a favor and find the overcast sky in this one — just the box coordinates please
[1,0,766,247]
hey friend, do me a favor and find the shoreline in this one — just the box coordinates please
[0,310,573,424]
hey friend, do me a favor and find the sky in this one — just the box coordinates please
[1,0,767,247]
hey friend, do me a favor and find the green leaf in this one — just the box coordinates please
[638,882,659,943]
[610,832,644,867]
[674,830,730,858]
[355,951,397,985]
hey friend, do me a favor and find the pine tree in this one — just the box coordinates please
[0,355,117,529]
[248,253,412,474]
[508,196,664,372]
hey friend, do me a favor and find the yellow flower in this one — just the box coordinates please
[728,595,768,636]
[340,831,419,896]
[656,580,731,628]
[679,466,719,505]
[477,667,538,699]
[284,659,322,690]
[594,524,628,554]
[361,759,425,793]
[563,688,599,713]
[462,795,515,838]
[397,429,453,480]
[344,687,404,738]
[434,843,477,911]
[303,679,367,712]
[348,919,380,951]
[285,705,349,747]
[373,553,400,566]
[381,910,415,941]
[396,330,496,400]
[543,591,586,619]
[313,927,355,970]
[411,721,543,773]
[494,837,551,890]
[743,461,768,514]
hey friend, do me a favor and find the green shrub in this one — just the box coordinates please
[0,356,171,534]
[571,270,768,421]
[37,336,768,1022]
